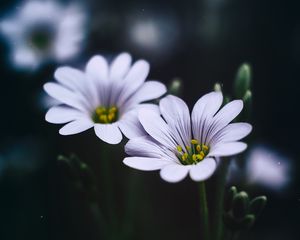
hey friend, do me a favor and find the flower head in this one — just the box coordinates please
[44,53,167,144]
[0,0,86,69]
[246,145,291,191]
[124,92,252,183]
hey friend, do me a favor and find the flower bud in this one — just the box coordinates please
[168,78,182,96]
[234,63,252,99]
[224,186,237,211]
[249,196,267,217]
[214,82,222,92]
[232,191,249,219]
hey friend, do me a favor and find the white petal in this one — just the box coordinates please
[125,135,167,158]
[117,60,150,104]
[54,67,85,90]
[0,19,22,36]
[123,157,167,171]
[118,110,146,139]
[138,109,176,149]
[191,91,223,142]
[46,106,86,124]
[43,83,88,111]
[209,123,252,145]
[208,142,247,157]
[127,81,167,104]
[94,123,123,144]
[207,100,244,141]
[159,95,191,149]
[85,55,109,84]
[109,52,132,81]
[160,164,190,183]
[12,47,39,69]
[189,158,217,181]
[59,118,93,135]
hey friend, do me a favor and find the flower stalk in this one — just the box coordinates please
[199,181,210,240]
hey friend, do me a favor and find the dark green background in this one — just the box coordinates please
[0,0,299,239]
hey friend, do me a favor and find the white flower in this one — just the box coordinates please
[124,92,252,183]
[44,53,167,144]
[246,145,291,191]
[0,0,86,69]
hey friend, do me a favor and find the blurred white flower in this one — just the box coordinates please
[0,0,87,70]
[125,12,180,60]
[228,144,291,192]
[246,145,291,191]
[44,53,167,144]
[124,92,251,183]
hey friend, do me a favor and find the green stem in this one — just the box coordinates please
[100,144,118,239]
[199,181,210,240]
[211,159,230,240]
[122,171,140,239]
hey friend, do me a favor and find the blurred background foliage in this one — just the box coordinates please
[0,0,299,239]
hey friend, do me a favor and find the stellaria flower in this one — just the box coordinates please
[124,92,252,182]
[44,53,167,144]
[0,0,86,69]
[246,145,291,191]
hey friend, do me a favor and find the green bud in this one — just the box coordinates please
[249,196,267,217]
[214,82,222,92]
[232,191,249,219]
[234,63,252,99]
[57,155,79,179]
[224,186,238,212]
[168,78,182,96]
[243,90,252,102]
[239,214,255,229]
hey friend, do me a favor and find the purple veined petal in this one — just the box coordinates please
[85,55,109,85]
[160,164,190,183]
[159,95,192,150]
[208,141,247,157]
[189,157,217,181]
[125,135,170,159]
[118,109,146,139]
[109,52,132,81]
[123,157,169,171]
[59,118,94,135]
[205,100,244,143]
[43,82,90,111]
[45,106,87,124]
[208,122,252,146]
[138,109,177,150]
[191,91,223,143]
[117,60,150,105]
[54,66,85,90]
[94,123,123,144]
[54,67,98,106]
[126,80,167,106]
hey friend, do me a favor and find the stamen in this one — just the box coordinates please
[177,145,183,152]
[93,106,119,124]
[176,140,210,165]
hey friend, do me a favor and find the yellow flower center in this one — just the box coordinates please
[176,139,210,165]
[93,106,118,124]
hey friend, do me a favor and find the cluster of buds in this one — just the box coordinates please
[57,154,99,202]
[223,186,267,231]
